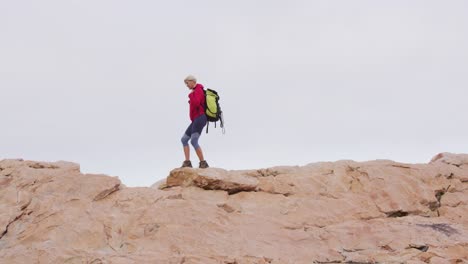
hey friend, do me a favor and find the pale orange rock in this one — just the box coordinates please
[0,153,467,263]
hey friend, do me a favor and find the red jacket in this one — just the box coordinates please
[188,83,205,121]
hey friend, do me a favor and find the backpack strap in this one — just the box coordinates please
[220,112,225,134]
[201,89,207,111]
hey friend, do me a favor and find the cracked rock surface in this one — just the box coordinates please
[1,153,468,263]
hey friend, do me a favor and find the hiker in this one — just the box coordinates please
[180,75,209,169]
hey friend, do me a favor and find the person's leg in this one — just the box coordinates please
[181,124,193,167]
[183,145,190,161]
[190,133,204,161]
[181,133,191,159]
[190,115,209,168]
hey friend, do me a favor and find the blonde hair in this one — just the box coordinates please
[184,75,197,83]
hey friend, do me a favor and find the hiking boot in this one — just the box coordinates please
[199,160,209,169]
[181,160,192,168]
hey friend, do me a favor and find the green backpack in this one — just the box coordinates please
[204,89,225,134]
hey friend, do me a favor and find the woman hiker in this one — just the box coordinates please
[180,75,209,168]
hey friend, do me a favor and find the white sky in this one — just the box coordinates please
[1,0,467,187]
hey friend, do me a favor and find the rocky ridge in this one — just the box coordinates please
[0,153,467,263]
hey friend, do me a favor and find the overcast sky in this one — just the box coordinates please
[1,0,467,187]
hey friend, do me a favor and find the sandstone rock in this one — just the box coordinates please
[0,155,467,263]
[167,168,259,194]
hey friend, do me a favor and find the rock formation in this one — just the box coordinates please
[1,153,467,263]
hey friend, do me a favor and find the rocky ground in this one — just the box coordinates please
[0,153,467,263]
